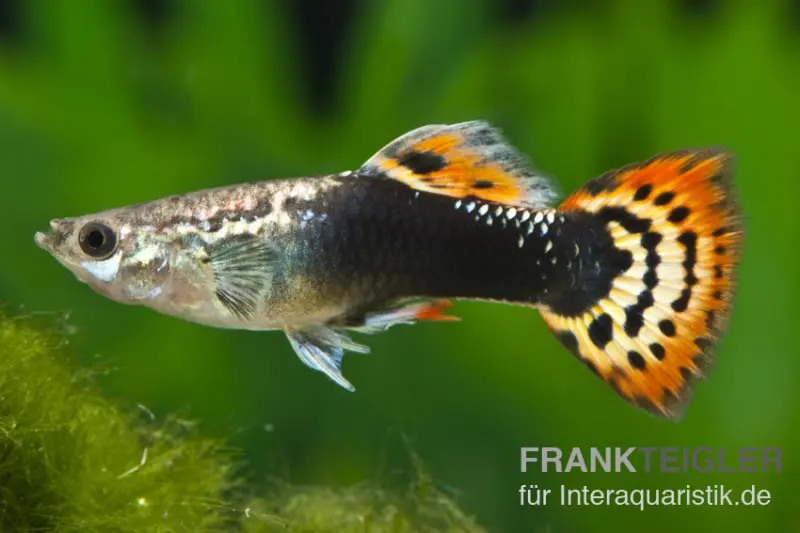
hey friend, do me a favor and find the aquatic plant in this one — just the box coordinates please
[0,310,487,532]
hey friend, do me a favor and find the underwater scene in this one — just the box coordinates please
[0,1,796,532]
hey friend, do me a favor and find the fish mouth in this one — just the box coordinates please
[34,230,52,251]
[34,220,64,251]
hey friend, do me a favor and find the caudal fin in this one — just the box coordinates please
[539,149,743,419]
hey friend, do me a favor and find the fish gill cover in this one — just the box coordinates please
[0,309,488,533]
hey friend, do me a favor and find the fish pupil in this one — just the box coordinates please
[86,230,104,247]
[79,221,117,258]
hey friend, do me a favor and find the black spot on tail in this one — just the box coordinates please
[557,330,580,357]
[671,288,691,312]
[620,231,661,337]
[633,184,652,201]
[597,206,651,234]
[659,319,676,337]
[653,191,675,206]
[712,226,728,237]
[624,290,654,337]
[641,231,661,290]
[672,231,698,313]
[588,314,613,349]
[628,351,647,370]
[695,336,713,352]
[650,343,666,360]
[552,325,600,379]
[668,206,691,224]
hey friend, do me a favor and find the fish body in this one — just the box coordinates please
[35,121,743,419]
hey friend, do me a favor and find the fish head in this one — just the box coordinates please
[35,212,179,305]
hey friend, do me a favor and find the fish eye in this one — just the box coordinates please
[78,221,118,259]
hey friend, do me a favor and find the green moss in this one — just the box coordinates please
[241,484,485,533]
[0,311,487,533]
[241,449,486,533]
[0,313,236,531]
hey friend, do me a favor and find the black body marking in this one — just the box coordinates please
[298,176,591,308]
[538,213,634,318]
[284,173,684,329]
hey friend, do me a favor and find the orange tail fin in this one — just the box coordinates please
[539,149,743,419]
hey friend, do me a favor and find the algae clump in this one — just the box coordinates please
[0,311,488,533]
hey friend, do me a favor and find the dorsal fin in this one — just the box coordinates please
[359,121,560,209]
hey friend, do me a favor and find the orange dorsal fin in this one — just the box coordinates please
[359,121,559,209]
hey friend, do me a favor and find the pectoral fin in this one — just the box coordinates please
[205,234,281,320]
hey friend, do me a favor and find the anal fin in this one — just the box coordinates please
[348,299,460,333]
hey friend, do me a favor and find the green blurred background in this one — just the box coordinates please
[0,0,797,531]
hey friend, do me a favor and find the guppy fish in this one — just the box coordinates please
[35,121,742,419]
